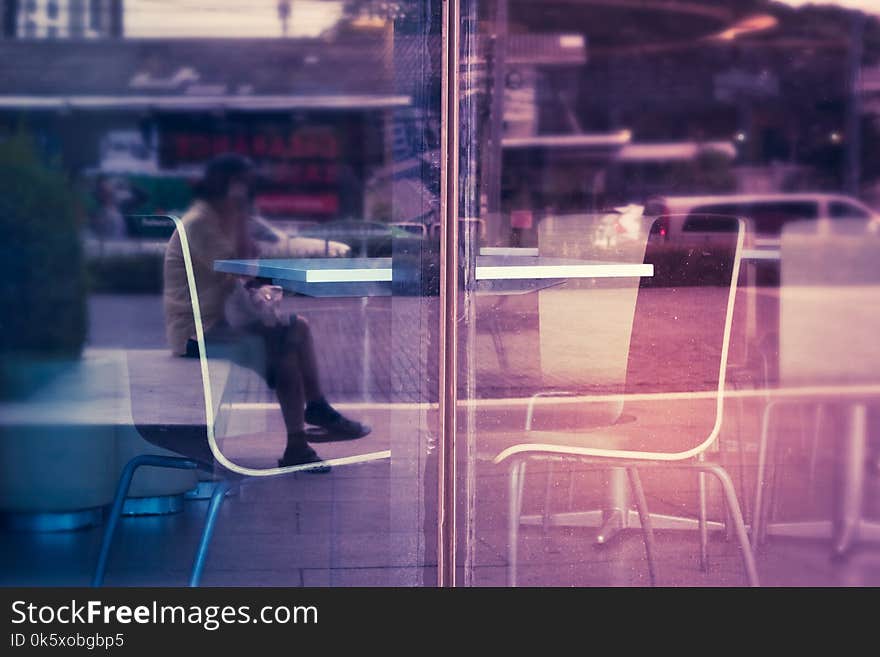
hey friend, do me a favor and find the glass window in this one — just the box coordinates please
[746,202,818,235]
[830,200,871,219]
[0,0,442,588]
[454,0,880,589]
[4,0,880,590]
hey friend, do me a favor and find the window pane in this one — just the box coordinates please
[830,200,871,219]
[457,0,880,588]
[1,0,442,587]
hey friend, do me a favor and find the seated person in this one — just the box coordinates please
[163,153,370,473]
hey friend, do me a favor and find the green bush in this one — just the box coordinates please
[0,132,87,393]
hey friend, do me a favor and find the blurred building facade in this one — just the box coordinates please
[3,0,123,39]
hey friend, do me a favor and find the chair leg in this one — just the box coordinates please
[808,403,824,499]
[766,423,786,538]
[542,462,555,538]
[736,396,750,526]
[723,493,735,543]
[190,478,234,587]
[753,401,779,548]
[489,316,509,370]
[728,378,751,528]
[93,455,199,587]
[507,460,527,587]
[626,467,657,587]
[701,463,760,587]
[698,463,709,572]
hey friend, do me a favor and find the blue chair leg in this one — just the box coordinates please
[92,455,200,587]
[189,479,233,587]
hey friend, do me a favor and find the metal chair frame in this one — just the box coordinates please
[494,220,760,586]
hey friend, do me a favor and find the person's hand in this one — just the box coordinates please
[248,284,287,327]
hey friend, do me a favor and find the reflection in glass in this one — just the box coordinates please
[0,0,442,586]
[455,0,880,586]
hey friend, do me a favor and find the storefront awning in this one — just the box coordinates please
[502,130,632,149]
[0,95,412,111]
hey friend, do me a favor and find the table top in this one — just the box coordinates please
[215,255,654,297]
[742,248,781,261]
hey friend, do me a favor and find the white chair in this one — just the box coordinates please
[493,217,759,586]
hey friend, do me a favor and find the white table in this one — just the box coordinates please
[214,255,653,296]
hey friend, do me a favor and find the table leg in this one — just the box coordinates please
[595,468,630,545]
[698,468,709,570]
[744,260,757,366]
[361,297,370,401]
[832,403,868,559]
[518,465,632,543]
[762,402,876,559]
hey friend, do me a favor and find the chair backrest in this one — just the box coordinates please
[168,214,296,476]
[619,215,744,457]
[169,214,391,476]
[779,218,880,387]
[123,215,215,466]
[530,213,649,430]
[126,213,284,474]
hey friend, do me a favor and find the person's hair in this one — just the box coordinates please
[192,153,255,201]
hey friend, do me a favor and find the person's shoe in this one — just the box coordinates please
[277,444,331,474]
[305,399,371,441]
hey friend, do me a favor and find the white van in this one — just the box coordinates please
[644,193,880,247]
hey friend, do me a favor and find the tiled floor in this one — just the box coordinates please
[4,291,880,587]
[4,447,880,588]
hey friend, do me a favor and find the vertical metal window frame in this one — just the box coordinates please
[438,0,461,587]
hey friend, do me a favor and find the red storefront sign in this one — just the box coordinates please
[168,131,339,163]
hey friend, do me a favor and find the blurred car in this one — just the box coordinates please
[295,219,426,257]
[592,204,648,249]
[249,215,350,258]
[83,214,351,259]
[644,193,880,247]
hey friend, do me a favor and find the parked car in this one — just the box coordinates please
[83,214,351,260]
[644,193,880,247]
[296,219,426,257]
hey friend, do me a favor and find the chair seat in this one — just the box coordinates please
[492,396,718,464]
[135,424,217,471]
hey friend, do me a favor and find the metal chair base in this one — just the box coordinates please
[184,479,239,501]
[508,459,759,587]
[92,454,207,587]
[521,510,728,533]
[122,493,185,516]
[763,520,880,559]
